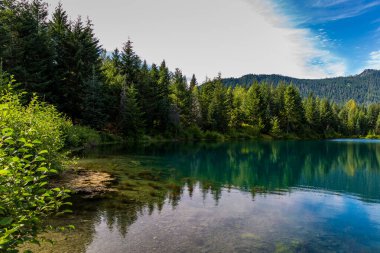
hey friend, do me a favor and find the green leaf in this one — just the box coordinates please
[34,156,46,162]
[39,182,48,187]
[2,128,13,137]
[11,157,20,162]
[0,170,9,176]
[23,154,33,159]
[38,150,48,155]
[17,137,26,143]
[24,143,34,148]
[4,138,15,145]
[0,217,13,226]
[36,167,48,173]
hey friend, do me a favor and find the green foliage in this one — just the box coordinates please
[270,117,282,138]
[119,84,144,139]
[183,125,203,140]
[63,125,101,148]
[203,131,225,141]
[240,123,262,138]
[0,92,71,252]
[0,92,70,170]
[284,85,304,133]
[205,76,229,132]
[0,130,71,251]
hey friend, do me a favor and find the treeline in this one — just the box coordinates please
[2,0,380,140]
[222,70,380,104]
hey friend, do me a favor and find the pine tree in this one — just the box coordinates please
[120,40,141,85]
[52,15,102,121]
[49,2,72,105]
[100,53,124,129]
[157,60,171,132]
[284,85,304,133]
[81,66,107,129]
[170,68,191,127]
[119,82,144,138]
[270,116,282,137]
[189,74,197,90]
[2,0,54,97]
[229,87,246,129]
[207,78,228,132]
[198,78,216,129]
[304,93,319,131]
[319,98,334,133]
[243,82,264,126]
[189,85,202,126]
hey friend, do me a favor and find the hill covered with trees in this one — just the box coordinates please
[222,69,380,104]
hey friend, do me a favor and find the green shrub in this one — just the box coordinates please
[63,125,102,148]
[100,132,124,144]
[183,125,203,140]
[203,131,225,141]
[227,130,252,140]
[241,123,261,137]
[0,92,71,251]
[0,93,70,169]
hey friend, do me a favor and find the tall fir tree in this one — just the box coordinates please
[284,85,304,133]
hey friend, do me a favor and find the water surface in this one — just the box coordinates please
[41,140,380,252]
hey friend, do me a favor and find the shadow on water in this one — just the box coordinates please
[24,140,380,252]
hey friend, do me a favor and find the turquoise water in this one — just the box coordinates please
[55,140,380,252]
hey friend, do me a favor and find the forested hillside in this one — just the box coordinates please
[222,69,380,104]
[2,0,380,141]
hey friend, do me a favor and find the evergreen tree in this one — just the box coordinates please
[198,78,216,129]
[49,2,72,105]
[189,74,197,90]
[81,66,107,129]
[319,98,334,133]
[243,82,264,126]
[229,86,246,129]
[170,68,191,127]
[270,116,282,137]
[304,93,319,130]
[189,85,202,126]
[2,0,54,97]
[101,53,124,130]
[120,40,141,85]
[156,60,171,132]
[119,82,144,138]
[207,77,228,132]
[284,85,304,133]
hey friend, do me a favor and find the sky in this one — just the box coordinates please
[47,0,380,80]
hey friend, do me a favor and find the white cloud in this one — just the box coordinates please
[312,0,350,8]
[47,0,347,80]
[365,50,380,69]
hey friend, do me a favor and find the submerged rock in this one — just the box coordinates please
[53,167,117,199]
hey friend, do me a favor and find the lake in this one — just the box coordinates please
[41,140,380,252]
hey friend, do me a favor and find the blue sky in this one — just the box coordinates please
[48,0,380,80]
[273,0,380,75]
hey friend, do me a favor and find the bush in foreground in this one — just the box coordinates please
[0,92,71,252]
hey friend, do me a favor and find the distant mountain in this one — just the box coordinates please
[222,69,380,104]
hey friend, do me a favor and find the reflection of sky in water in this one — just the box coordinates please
[85,185,380,253]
